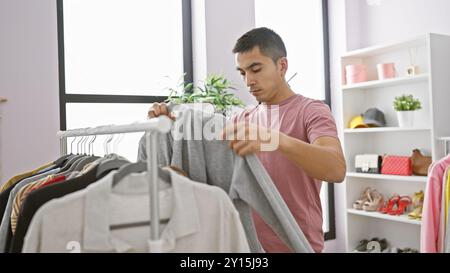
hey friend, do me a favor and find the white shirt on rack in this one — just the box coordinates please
[23,169,250,253]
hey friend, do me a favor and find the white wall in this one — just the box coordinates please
[0,0,60,183]
[202,0,256,105]
[359,0,450,48]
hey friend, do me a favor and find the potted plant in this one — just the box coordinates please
[393,94,422,127]
[165,74,245,117]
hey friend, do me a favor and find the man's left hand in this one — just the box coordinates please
[222,122,276,156]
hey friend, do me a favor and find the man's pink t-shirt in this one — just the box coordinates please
[233,94,339,253]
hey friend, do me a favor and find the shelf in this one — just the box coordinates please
[342,35,427,58]
[342,74,429,91]
[344,127,430,133]
[340,34,450,252]
[346,172,427,183]
[347,209,422,225]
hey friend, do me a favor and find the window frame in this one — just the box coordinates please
[56,0,193,131]
[321,0,336,242]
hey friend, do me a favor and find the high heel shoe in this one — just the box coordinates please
[378,194,400,214]
[388,195,412,215]
[363,189,384,212]
[353,187,372,210]
[408,190,424,219]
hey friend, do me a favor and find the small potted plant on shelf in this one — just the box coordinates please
[165,74,245,117]
[393,94,422,127]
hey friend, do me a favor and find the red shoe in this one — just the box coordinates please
[388,196,412,215]
[378,194,400,214]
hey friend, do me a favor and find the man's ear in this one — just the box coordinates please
[278,57,288,77]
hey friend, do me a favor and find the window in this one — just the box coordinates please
[65,103,151,160]
[255,0,329,102]
[57,0,193,160]
[255,0,335,240]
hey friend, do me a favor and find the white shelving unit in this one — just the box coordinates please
[342,74,429,91]
[347,209,422,226]
[341,33,450,252]
[346,172,427,183]
[344,127,431,134]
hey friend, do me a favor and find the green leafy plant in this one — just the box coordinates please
[165,74,245,114]
[164,73,197,104]
[393,94,422,111]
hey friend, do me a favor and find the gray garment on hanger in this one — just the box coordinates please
[138,106,313,253]
[0,168,61,252]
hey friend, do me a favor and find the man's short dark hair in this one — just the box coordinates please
[232,27,287,63]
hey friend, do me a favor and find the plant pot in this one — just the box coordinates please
[397,111,415,127]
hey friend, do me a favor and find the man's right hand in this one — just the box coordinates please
[147,102,176,120]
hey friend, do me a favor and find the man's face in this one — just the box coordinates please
[236,46,286,103]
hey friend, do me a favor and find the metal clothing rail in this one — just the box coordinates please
[56,116,172,242]
[438,137,450,156]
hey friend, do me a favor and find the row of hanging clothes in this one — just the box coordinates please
[421,137,450,253]
[0,119,172,253]
[0,106,312,253]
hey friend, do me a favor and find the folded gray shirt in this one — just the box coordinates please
[138,105,313,253]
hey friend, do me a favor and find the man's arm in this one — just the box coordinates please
[224,122,346,183]
[279,134,346,183]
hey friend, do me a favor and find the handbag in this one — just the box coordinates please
[381,155,413,176]
[411,149,432,176]
[355,154,382,174]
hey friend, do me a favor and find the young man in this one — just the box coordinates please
[148,27,346,253]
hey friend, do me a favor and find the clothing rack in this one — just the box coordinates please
[56,117,172,243]
[438,137,450,156]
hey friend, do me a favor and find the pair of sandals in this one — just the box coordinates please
[353,187,384,212]
[378,194,412,215]
[355,237,388,252]
[408,190,424,220]
[394,247,419,253]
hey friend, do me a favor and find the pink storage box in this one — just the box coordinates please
[345,64,367,84]
[377,63,396,80]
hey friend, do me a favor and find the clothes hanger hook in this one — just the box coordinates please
[104,134,113,155]
[113,133,123,154]
[70,136,77,154]
[82,136,88,155]
[80,136,87,155]
[113,134,118,153]
[93,135,97,155]
[80,136,85,155]
[89,135,96,156]
[108,134,115,154]
[76,136,83,155]
[84,135,90,155]
[82,136,88,154]
[118,133,125,153]
[87,136,92,156]
[104,135,108,155]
